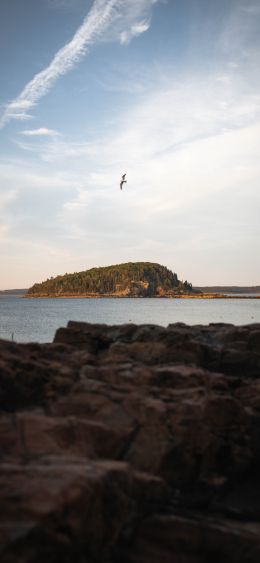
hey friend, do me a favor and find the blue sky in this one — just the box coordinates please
[0,0,260,289]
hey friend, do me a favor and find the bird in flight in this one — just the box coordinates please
[120,173,127,190]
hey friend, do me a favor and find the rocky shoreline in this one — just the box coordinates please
[25,293,260,298]
[1,321,260,562]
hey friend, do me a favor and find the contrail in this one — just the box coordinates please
[0,0,121,128]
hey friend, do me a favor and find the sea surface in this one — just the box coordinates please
[0,295,260,343]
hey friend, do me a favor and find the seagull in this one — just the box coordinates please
[120,173,127,190]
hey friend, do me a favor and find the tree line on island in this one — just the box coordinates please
[27,262,194,297]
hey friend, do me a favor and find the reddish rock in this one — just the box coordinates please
[0,322,260,561]
[122,514,260,563]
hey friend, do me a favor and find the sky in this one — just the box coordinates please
[0,0,260,289]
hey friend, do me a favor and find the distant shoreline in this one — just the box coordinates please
[3,283,260,297]
[195,286,260,294]
[2,288,259,299]
[25,293,260,299]
[0,289,27,295]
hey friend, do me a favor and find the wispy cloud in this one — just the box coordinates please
[7,112,34,122]
[0,0,159,129]
[0,0,119,128]
[21,127,61,137]
[25,69,260,165]
[2,0,259,288]
[120,20,151,44]
[240,4,260,15]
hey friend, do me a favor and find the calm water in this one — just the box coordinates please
[0,295,260,343]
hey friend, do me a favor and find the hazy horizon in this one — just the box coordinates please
[1,0,260,289]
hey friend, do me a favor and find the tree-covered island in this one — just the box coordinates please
[26,262,195,298]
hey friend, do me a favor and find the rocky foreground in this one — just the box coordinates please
[1,321,260,562]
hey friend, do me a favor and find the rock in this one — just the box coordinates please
[0,458,165,563]
[122,514,260,563]
[0,322,260,561]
